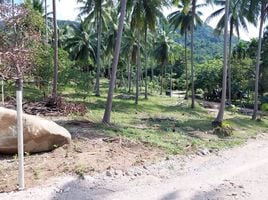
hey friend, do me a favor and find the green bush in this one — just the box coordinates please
[213,121,233,137]
[261,103,268,111]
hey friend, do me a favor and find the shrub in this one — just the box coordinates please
[213,121,233,137]
[261,103,268,111]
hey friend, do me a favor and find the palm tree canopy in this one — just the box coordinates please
[64,21,96,63]
[153,31,176,64]
[78,0,115,31]
[127,0,169,32]
[206,0,256,37]
[168,0,203,35]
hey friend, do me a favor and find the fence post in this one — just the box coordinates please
[16,78,24,190]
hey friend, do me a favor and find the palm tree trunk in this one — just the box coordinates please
[144,27,148,99]
[102,0,127,124]
[135,43,141,105]
[151,66,154,81]
[128,54,132,93]
[190,0,196,108]
[184,32,188,99]
[160,61,165,95]
[52,0,58,98]
[227,25,233,105]
[170,65,173,97]
[213,0,230,125]
[252,7,265,120]
[45,0,48,44]
[95,8,102,97]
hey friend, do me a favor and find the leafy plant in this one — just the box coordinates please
[213,121,234,137]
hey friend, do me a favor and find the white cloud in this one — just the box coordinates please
[47,0,81,21]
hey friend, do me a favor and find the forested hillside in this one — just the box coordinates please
[58,20,237,64]
[176,24,238,63]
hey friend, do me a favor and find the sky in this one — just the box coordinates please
[15,0,260,41]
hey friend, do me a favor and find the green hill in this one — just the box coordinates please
[176,24,238,63]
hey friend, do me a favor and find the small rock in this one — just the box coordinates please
[106,171,113,177]
[63,187,70,193]
[114,170,122,176]
[143,165,148,170]
[125,171,131,176]
[197,148,210,156]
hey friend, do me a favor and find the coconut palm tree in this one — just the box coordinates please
[121,23,138,93]
[127,0,169,103]
[102,0,127,124]
[252,0,268,120]
[44,0,48,44]
[153,31,174,95]
[168,0,203,99]
[52,0,58,98]
[64,22,96,64]
[213,0,230,125]
[78,0,113,96]
[32,0,44,13]
[207,0,256,105]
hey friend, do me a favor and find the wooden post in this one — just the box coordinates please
[16,79,24,190]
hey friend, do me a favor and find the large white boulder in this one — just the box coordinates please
[0,107,71,154]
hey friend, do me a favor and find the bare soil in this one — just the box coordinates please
[1,134,268,200]
[0,119,164,192]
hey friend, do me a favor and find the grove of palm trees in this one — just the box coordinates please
[0,0,268,197]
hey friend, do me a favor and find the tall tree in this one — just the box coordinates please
[154,32,174,95]
[252,0,268,120]
[213,0,230,125]
[78,0,113,96]
[52,0,58,98]
[207,0,255,105]
[127,0,168,103]
[64,21,96,64]
[168,0,203,99]
[190,0,196,108]
[102,0,127,124]
[121,23,138,93]
[44,0,48,44]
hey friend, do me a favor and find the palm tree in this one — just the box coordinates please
[44,0,48,44]
[64,22,96,64]
[52,0,58,98]
[207,0,255,105]
[102,0,127,124]
[252,0,268,120]
[121,23,138,93]
[153,31,174,95]
[32,0,44,13]
[168,0,203,99]
[78,0,113,96]
[213,0,230,126]
[127,0,169,103]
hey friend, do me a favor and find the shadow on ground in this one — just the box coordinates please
[49,177,122,200]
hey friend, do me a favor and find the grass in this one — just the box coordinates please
[60,84,268,155]
[8,80,268,155]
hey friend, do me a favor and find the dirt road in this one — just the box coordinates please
[1,135,268,200]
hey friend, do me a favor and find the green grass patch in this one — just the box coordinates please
[8,81,268,155]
